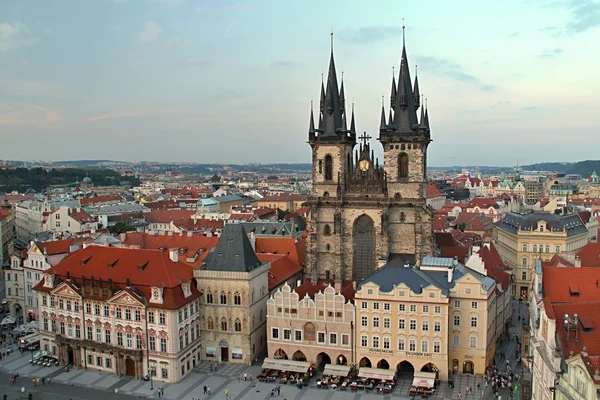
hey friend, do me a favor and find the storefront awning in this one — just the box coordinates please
[261,358,311,374]
[412,371,436,388]
[357,367,395,381]
[322,364,351,377]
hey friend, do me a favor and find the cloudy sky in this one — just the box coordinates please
[1,0,599,166]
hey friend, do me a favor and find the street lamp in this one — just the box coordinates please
[549,386,556,400]
[149,366,156,390]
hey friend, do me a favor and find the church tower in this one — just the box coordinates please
[305,30,433,285]
[379,27,433,264]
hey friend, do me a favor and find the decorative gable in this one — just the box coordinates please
[150,286,164,304]
[43,273,55,289]
[181,280,192,298]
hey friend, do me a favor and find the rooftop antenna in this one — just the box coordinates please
[330,27,334,53]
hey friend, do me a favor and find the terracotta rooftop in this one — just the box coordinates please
[146,209,195,224]
[259,194,309,202]
[295,279,355,302]
[575,242,600,268]
[258,253,303,290]
[79,194,123,207]
[542,266,600,303]
[426,184,444,199]
[255,237,305,267]
[552,302,600,359]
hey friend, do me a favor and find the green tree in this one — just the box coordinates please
[108,222,137,235]
[277,208,291,220]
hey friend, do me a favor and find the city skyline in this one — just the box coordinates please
[1,0,599,166]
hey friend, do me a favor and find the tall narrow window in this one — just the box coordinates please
[399,153,409,179]
[324,155,333,181]
[323,224,331,236]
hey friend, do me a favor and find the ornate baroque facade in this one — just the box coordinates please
[305,33,433,284]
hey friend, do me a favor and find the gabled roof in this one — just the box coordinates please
[79,194,123,207]
[67,208,96,224]
[552,302,600,359]
[255,237,305,267]
[426,184,444,199]
[212,195,243,203]
[203,224,263,272]
[295,279,355,302]
[497,212,587,237]
[146,209,195,224]
[34,238,88,256]
[477,243,511,290]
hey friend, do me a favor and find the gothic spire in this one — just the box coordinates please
[388,24,419,136]
[350,103,356,133]
[390,67,397,108]
[388,109,393,125]
[424,98,430,130]
[419,95,426,128]
[320,32,344,137]
[309,101,315,133]
[380,96,386,129]
[339,74,346,113]
[413,63,420,110]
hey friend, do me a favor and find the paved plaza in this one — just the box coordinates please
[0,300,527,400]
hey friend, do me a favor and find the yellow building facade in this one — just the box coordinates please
[494,213,588,298]
[556,352,600,400]
[354,256,498,381]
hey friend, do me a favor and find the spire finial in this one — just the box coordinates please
[392,65,395,76]
[425,97,428,109]
[381,95,384,107]
[330,28,334,53]
[402,18,405,46]
[415,60,418,77]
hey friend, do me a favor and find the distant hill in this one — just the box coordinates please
[522,160,600,177]
[0,168,140,192]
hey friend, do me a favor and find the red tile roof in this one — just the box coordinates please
[259,194,309,202]
[34,246,198,310]
[67,208,96,224]
[575,242,600,268]
[144,200,181,210]
[440,247,469,264]
[477,243,511,290]
[453,212,494,233]
[36,238,90,255]
[121,232,219,267]
[146,209,195,224]
[0,208,11,221]
[426,184,444,199]
[79,194,123,207]
[255,237,306,267]
[258,254,303,290]
[552,302,600,358]
[469,198,499,209]
[173,219,224,232]
[542,266,600,302]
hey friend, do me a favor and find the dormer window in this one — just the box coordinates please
[43,274,54,289]
[181,281,192,298]
[150,287,164,304]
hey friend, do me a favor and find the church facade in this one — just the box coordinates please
[305,34,433,284]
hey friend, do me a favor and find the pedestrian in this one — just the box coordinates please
[244,373,247,381]
[457,392,462,400]
[208,385,211,395]
[42,376,45,385]
[48,377,51,385]
[203,385,207,394]
[32,377,36,387]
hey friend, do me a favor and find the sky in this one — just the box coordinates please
[1,0,599,167]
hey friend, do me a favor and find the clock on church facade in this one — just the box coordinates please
[305,35,434,284]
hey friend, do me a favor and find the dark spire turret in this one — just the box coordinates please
[339,75,346,113]
[390,67,397,108]
[319,75,325,113]
[388,109,393,125]
[419,95,426,128]
[380,97,386,129]
[308,101,316,138]
[413,63,420,110]
[424,98,430,130]
[350,103,356,133]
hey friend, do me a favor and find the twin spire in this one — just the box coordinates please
[381,24,430,136]
[308,32,356,144]
[310,25,430,143]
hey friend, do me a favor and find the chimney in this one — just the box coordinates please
[296,279,302,288]
[103,237,109,247]
[448,265,454,284]
[187,231,193,237]
[352,281,357,291]
[169,248,179,263]
[453,256,459,266]
[575,255,581,268]
[76,207,81,213]
[249,232,256,251]
[119,233,126,241]
[334,281,341,292]
[168,231,173,236]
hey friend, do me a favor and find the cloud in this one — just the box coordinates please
[0,104,62,126]
[85,108,205,122]
[508,31,522,37]
[567,0,600,33]
[0,22,38,52]
[537,48,564,58]
[521,106,538,112]
[418,57,496,91]
[337,26,403,44]
[135,21,163,43]
[539,25,564,37]
[153,0,185,5]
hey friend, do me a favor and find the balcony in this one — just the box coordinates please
[55,335,144,358]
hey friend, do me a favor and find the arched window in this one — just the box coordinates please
[325,244,331,251]
[234,319,242,332]
[206,291,213,304]
[400,212,406,222]
[207,317,214,330]
[323,224,331,236]
[323,192,329,198]
[398,153,409,179]
[324,155,333,181]
[532,245,537,253]
[545,245,550,253]
[221,318,227,331]
[220,291,227,305]
[394,193,401,200]
[234,292,241,305]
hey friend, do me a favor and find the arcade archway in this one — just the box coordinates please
[274,349,288,360]
[336,354,348,365]
[316,352,331,370]
[377,359,390,369]
[463,361,474,375]
[359,357,372,368]
[292,350,306,362]
[396,360,415,379]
